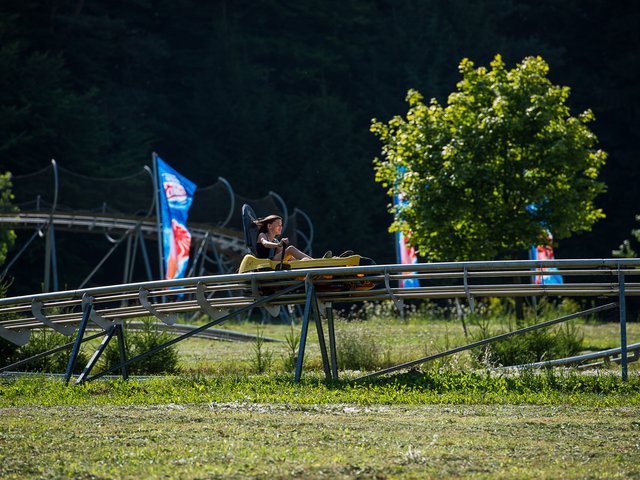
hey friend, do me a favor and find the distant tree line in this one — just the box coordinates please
[1,1,638,289]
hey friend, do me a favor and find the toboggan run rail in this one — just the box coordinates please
[1,258,639,383]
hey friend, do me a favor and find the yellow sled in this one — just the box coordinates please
[239,254,362,273]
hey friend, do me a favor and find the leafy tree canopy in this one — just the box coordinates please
[372,54,607,261]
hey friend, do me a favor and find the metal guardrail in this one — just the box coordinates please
[1,258,638,383]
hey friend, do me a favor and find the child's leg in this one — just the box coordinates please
[284,245,311,260]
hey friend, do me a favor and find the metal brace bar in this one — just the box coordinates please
[326,305,339,380]
[384,268,404,315]
[0,323,30,346]
[0,331,105,373]
[355,302,618,382]
[75,325,118,384]
[64,299,93,384]
[81,294,113,330]
[31,300,76,336]
[463,266,475,313]
[115,323,129,380]
[196,282,226,321]
[139,288,177,325]
[313,293,332,381]
[619,268,628,382]
[295,275,315,383]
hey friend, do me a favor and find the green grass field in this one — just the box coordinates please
[1,303,639,479]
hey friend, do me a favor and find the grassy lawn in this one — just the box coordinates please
[1,301,639,479]
[176,307,640,376]
[1,401,639,479]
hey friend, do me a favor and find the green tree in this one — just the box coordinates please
[372,54,607,261]
[0,171,16,265]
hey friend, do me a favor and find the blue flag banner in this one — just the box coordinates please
[527,204,563,285]
[394,191,420,288]
[156,156,197,281]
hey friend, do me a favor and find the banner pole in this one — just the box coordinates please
[151,152,164,281]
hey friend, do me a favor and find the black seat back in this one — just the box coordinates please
[242,204,258,255]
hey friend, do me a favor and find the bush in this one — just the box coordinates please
[6,329,89,374]
[101,318,179,375]
[337,326,381,371]
[470,305,585,367]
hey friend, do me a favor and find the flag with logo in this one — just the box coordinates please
[530,232,563,285]
[394,189,420,288]
[527,205,563,285]
[156,156,197,281]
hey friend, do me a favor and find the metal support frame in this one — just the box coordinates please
[326,305,339,380]
[463,266,475,313]
[84,280,305,383]
[0,323,30,346]
[1,228,42,280]
[74,322,128,384]
[139,288,177,325]
[384,268,404,317]
[1,258,638,384]
[152,152,164,282]
[294,275,332,382]
[77,228,135,289]
[217,176,235,228]
[43,223,59,292]
[64,300,93,384]
[0,331,106,373]
[32,300,76,336]
[43,159,59,293]
[137,227,153,281]
[619,269,628,381]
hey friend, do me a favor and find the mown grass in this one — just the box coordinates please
[1,302,639,479]
[1,399,639,479]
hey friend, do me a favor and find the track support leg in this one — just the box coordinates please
[64,300,92,384]
[619,270,628,382]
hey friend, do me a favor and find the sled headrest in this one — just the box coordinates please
[242,204,258,255]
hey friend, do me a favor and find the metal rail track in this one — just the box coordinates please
[1,258,638,383]
[0,211,245,253]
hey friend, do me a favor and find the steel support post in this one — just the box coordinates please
[123,231,136,284]
[115,323,129,380]
[294,276,315,383]
[137,227,153,281]
[313,294,332,381]
[619,270,628,382]
[64,300,93,384]
[44,224,52,292]
[75,325,117,384]
[326,305,339,380]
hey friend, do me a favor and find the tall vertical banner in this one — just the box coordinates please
[528,203,563,285]
[530,232,563,285]
[394,191,420,288]
[156,156,197,281]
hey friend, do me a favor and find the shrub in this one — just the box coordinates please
[470,315,584,367]
[337,326,381,371]
[101,318,179,375]
[6,329,89,374]
[250,327,273,373]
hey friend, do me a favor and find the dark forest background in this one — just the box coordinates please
[1,0,639,291]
